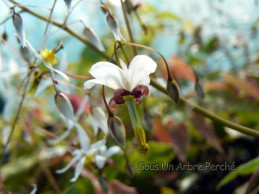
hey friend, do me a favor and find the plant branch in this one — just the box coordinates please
[150,80,259,138]
[8,0,258,138]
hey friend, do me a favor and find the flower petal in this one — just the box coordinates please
[128,55,157,90]
[75,124,90,152]
[70,156,86,182]
[94,155,107,169]
[104,146,122,158]
[56,150,83,174]
[84,62,126,90]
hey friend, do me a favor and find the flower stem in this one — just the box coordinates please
[120,0,137,56]
[150,80,259,138]
[125,96,149,153]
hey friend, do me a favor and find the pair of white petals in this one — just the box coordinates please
[84,55,157,91]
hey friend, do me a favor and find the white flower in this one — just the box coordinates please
[56,139,122,181]
[84,55,157,91]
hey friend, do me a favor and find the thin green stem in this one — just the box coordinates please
[44,0,57,35]
[120,0,137,56]
[150,80,259,138]
[3,72,32,155]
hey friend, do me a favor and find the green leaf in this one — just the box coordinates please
[217,157,259,190]
[155,12,180,21]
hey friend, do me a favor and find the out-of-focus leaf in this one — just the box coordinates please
[67,94,90,115]
[159,55,196,83]
[217,157,259,190]
[202,37,219,53]
[155,12,180,21]
[190,112,224,154]
[153,117,172,143]
[110,179,137,194]
[223,73,259,100]
[246,168,259,193]
[171,123,190,162]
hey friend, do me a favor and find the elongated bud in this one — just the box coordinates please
[20,46,31,63]
[1,31,8,41]
[106,13,125,41]
[107,115,126,148]
[195,81,205,99]
[55,92,75,122]
[83,27,105,51]
[166,78,180,103]
[64,0,72,9]
[12,11,26,47]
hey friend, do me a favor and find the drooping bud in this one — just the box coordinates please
[107,115,126,148]
[64,0,72,9]
[20,46,31,63]
[166,78,180,103]
[55,92,75,122]
[106,13,125,41]
[125,0,134,14]
[83,27,105,51]
[99,1,109,14]
[195,80,205,99]
[12,11,26,47]
[1,31,8,41]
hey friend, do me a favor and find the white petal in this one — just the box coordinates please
[75,96,89,120]
[30,184,37,194]
[94,155,107,169]
[104,146,122,158]
[47,124,73,145]
[89,107,108,135]
[75,123,90,152]
[70,156,86,182]
[88,139,106,154]
[128,55,157,90]
[84,62,126,90]
[56,150,83,174]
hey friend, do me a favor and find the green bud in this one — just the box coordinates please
[166,78,180,103]
[107,115,126,148]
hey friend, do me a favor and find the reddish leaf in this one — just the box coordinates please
[66,94,91,115]
[159,55,196,83]
[153,117,173,143]
[110,180,137,194]
[190,112,224,154]
[171,124,190,162]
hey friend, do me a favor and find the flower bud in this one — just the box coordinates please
[106,13,125,41]
[1,31,8,41]
[64,0,72,9]
[55,92,75,122]
[107,115,126,148]
[166,78,180,103]
[12,12,26,47]
[98,176,109,193]
[195,81,205,99]
[83,27,105,51]
[20,46,31,63]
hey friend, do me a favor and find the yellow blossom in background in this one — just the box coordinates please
[40,49,57,66]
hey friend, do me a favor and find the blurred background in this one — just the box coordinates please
[0,0,259,194]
